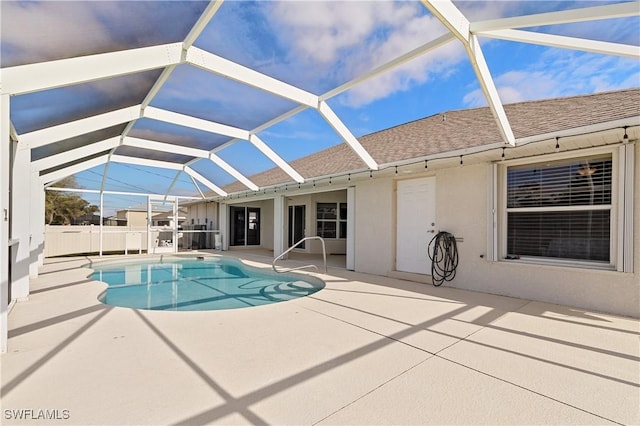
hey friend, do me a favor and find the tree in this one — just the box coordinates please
[45,177,99,225]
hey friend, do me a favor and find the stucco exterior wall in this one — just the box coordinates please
[438,156,638,318]
[435,164,489,287]
[285,190,348,254]
[353,145,639,318]
[354,179,394,276]
[261,199,274,250]
[181,147,638,317]
[225,200,274,250]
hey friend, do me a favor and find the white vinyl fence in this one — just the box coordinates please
[44,225,147,257]
[44,225,220,257]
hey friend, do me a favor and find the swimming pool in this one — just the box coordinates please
[91,256,325,311]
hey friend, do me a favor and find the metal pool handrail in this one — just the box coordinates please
[272,236,327,274]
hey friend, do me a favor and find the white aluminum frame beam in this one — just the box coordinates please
[10,0,629,202]
[208,153,259,191]
[123,136,209,158]
[123,136,259,191]
[117,1,227,201]
[110,155,184,171]
[214,34,457,157]
[468,32,514,146]
[32,137,120,171]
[189,174,207,199]
[163,171,185,201]
[477,30,640,59]
[22,106,140,148]
[184,167,227,197]
[318,101,378,170]
[131,1,222,112]
[17,100,292,190]
[115,1,226,201]
[422,0,515,146]
[248,135,305,183]
[144,106,249,140]
[21,104,252,150]
[470,2,640,32]
[9,122,18,142]
[1,94,10,353]
[46,186,200,200]
[40,154,110,184]
[99,154,112,195]
[321,33,456,101]
[424,0,470,41]
[184,46,381,171]
[186,46,319,108]
[2,44,183,96]
[184,0,225,49]
[117,1,224,174]
[248,105,309,137]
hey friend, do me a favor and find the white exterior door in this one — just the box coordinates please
[396,177,436,274]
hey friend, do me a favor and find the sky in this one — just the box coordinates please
[2,0,639,215]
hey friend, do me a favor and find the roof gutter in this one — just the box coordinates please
[211,117,639,203]
[514,117,639,146]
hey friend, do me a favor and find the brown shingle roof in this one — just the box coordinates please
[223,88,640,193]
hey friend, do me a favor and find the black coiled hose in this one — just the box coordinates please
[427,231,459,287]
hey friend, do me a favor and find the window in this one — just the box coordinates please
[492,145,635,272]
[505,154,612,263]
[317,202,347,239]
[230,206,260,246]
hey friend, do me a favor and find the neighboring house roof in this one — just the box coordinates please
[116,208,148,214]
[221,88,640,194]
[152,208,188,220]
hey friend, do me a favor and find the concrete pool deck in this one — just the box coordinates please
[2,253,639,425]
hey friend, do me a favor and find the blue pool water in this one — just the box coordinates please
[91,257,325,311]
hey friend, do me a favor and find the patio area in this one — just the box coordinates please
[2,252,639,425]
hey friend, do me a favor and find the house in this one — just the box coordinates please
[151,208,187,228]
[115,208,148,228]
[187,88,640,318]
[71,213,102,226]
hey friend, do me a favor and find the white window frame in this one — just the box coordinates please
[489,145,633,272]
[316,202,347,240]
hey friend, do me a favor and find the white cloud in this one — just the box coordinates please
[2,1,205,67]
[263,0,526,107]
[2,2,162,105]
[269,1,418,65]
[155,66,296,130]
[454,0,519,21]
[463,50,640,108]
[1,2,119,66]
[265,1,449,106]
[341,40,467,107]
